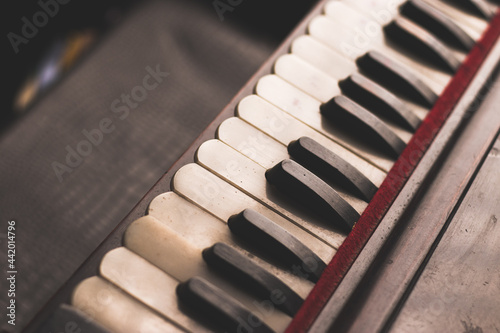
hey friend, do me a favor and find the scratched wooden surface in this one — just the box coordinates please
[390,135,500,333]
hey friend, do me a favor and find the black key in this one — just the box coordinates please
[357,50,438,107]
[203,242,304,316]
[321,96,406,158]
[446,0,495,19]
[177,277,275,333]
[228,209,327,282]
[401,0,475,51]
[37,304,111,333]
[265,160,360,232]
[339,73,422,131]
[384,16,461,73]
[288,136,378,202]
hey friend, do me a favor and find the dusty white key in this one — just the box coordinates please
[236,95,387,185]
[290,35,429,121]
[341,0,484,38]
[338,0,485,39]
[312,18,371,59]
[308,15,451,93]
[217,117,288,168]
[256,73,413,144]
[339,0,406,25]
[216,120,370,212]
[196,139,367,225]
[172,163,343,252]
[291,35,356,80]
[124,216,292,332]
[324,1,468,60]
[100,247,210,332]
[147,191,315,298]
[255,74,400,171]
[72,276,184,333]
[324,1,391,32]
[326,0,484,57]
[272,53,415,143]
[274,54,341,103]
[424,0,488,38]
[310,12,379,59]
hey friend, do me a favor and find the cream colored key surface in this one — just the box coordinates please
[422,0,489,38]
[217,117,288,168]
[323,1,467,61]
[216,123,371,211]
[124,216,292,332]
[172,163,342,252]
[274,54,341,103]
[309,14,373,60]
[255,74,399,172]
[324,1,391,43]
[291,35,429,121]
[196,139,367,225]
[309,15,452,94]
[272,53,413,143]
[340,0,485,38]
[147,191,315,298]
[100,247,210,333]
[195,140,359,242]
[292,35,356,80]
[338,0,405,25]
[72,276,185,333]
[237,95,387,184]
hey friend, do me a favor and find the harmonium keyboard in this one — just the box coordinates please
[30,0,500,332]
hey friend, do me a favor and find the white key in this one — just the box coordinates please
[325,1,389,33]
[124,216,292,332]
[147,192,315,298]
[339,0,486,39]
[255,75,397,172]
[309,13,379,60]
[72,276,185,333]
[324,1,468,61]
[236,95,387,184]
[216,121,370,212]
[338,0,406,25]
[171,163,342,253]
[336,0,487,40]
[339,0,485,38]
[196,139,367,226]
[100,247,211,332]
[217,117,288,168]
[273,54,414,143]
[423,0,488,38]
[274,54,341,103]
[308,15,451,93]
[290,35,429,121]
[292,35,356,80]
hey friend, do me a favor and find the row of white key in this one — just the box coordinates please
[70,0,496,331]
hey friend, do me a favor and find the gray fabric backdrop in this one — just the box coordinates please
[0,0,314,331]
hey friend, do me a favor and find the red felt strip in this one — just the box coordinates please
[287,9,500,333]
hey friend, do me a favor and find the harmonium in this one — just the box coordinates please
[12,0,500,332]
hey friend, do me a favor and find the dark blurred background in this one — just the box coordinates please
[2,0,317,134]
[3,0,130,133]
[1,0,317,331]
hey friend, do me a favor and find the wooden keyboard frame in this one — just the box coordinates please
[25,1,500,332]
